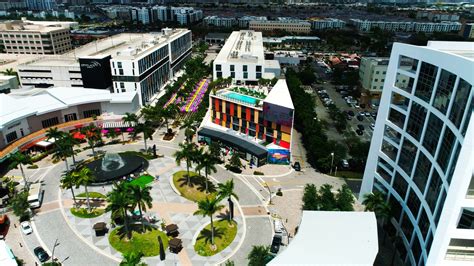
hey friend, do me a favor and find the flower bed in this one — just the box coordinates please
[180,79,209,113]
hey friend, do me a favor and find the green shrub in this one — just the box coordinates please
[27,164,39,169]
[276,189,283,197]
[70,207,105,218]
[253,171,264,176]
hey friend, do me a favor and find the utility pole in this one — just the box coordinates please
[330,152,334,175]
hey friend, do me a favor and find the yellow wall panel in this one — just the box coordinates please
[216,112,220,119]
[222,101,226,113]
[254,110,259,124]
[237,105,241,118]
[282,133,291,142]
[222,121,225,127]
[273,131,277,138]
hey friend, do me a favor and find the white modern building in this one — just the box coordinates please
[350,19,462,33]
[110,28,192,106]
[269,211,378,265]
[18,57,83,88]
[204,16,238,28]
[309,18,346,30]
[0,87,139,150]
[213,30,280,83]
[0,75,19,93]
[360,41,474,265]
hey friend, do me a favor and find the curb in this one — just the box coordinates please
[169,174,182,196]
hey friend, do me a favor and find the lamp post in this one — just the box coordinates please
[51,238,59,262]
[263,182,272,205]
[330,152,334,175]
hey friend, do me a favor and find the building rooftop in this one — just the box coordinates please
[0,20,77,33]
[214,30,265,65]
[426,41,474,61]
[0,87,136,129]
[268,211,378,265]
[20,56,79,68]
[264,79,294,110]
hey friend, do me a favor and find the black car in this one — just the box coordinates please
[346,110,355,116]
[293,162,301,171]
[34,247,49,263]
[371,112,377,118]
[357,124,365,130]
[270,235,283,254]
[357,115,364,121]
[356,129,364,136]
[346,115,352,121]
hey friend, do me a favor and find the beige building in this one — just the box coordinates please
[249,20,311,34]
[0,19,75,55]
[359,57,412,104]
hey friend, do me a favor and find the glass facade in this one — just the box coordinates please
[422,113,443,156]
[406,102,427,141]
[415,62,438,103]
[433,70,456,114]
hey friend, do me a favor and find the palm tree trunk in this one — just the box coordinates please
[71,148,76,165]
[19,163,27,189]
[186,159,190,186]
[64,158,69,171]
[205,171,209,193]
[70,187,77,206]
[124,208,131,240]
[228,197,232,222]
[210,215,214,245]
[91,144,95,156]
[121,132,124,143]
[143,133,148,151]
[84,185,91,212]
[139,204,144,231]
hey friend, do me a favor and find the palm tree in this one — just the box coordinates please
[362,191,385,212]
[160,105,178,132]
[122,112,139,141]
[73,167,95,212]
[120,251,146,266]
[61,132,79,165]
[217,179,239,222]
[82,124,101,156]
[141,105,162,127]
[106,182,133,239]
[135,120,154,151]
[129,184,153,230]
[52,138,74,171]
[247,245,271,266]
[61,171,78,206]
[8,151,32,189]
[193,197,224,246]
[196,152,217,193]
[45,127,63,142]
[174,142,196,186]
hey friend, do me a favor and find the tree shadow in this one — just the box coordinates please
[216,210,231,221]
[196,226,224,245]
[115,223,154,240]
[177,174,217,194]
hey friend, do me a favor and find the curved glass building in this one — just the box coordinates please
[360,41,474,265]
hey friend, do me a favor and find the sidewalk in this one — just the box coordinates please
[3,214,37,265]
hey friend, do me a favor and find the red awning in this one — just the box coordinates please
[74,124,83,129]
[19,137,46,151]
[73,131,86,140]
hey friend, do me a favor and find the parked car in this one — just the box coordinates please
[357,115,364,121]
[370,123,375,130]
[356,129,364,136]
[34,247,49,263]
[346,115,352,121]
[293,162,301,171]
[346,110,355,116]
[364,111,371,117]
[270,235,283,254]
[20,221,33,235]
[371,112,377,118]
[357,124,365,131]
[342,159,350,168]
[274,219,284,234]
[360,103,366,109]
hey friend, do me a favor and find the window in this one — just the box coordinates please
[393,172,409,200]
[376,71,379,74]
[388,108,406,129]
[413,152,431,194]
[243,72,248,79]
[433,69,456,114]
[407,189,421,218]
[216,64,221,71]
[422,113,443,156]
[6,131,18,143]
[434,189,446,226]
[415,62,438,103]
[406,102,427,141]
[117,62,122,68]
[243,65,248,71]
[41,117,59,128]
[419,209,430,240]
[398,138,417,175]
[412,235,422,265]
[216,72,222,78]
[230,65,234,71]
[119,69,124,75]
[449,78,472,129]
[381,140,398,162]
[425,170,442,214]
[395,72,414,93]
[83,109,100,118]
[436,128,455,173]
[446,142,461,185]
[256,65,262,72]
[120,82,125,89]
[401,213,414,242]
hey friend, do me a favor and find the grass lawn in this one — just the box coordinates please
[70,207,105,218]
[109,226,169,257]
[332,171,363,179]
[172,171,217,202]
[76,192,106,199]
[194,220,237,257]
[130,174,154,188]
[119,151,155,160]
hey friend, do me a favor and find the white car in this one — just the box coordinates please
[20,221,33,235]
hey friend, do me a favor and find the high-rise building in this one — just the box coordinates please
[360,41,474,265]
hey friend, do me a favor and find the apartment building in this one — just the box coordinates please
[350,19,462,33]
[0,20,75,55]
[204,16,238,28]
[460,23,474,39]
[360,41,474,265]
[359,57,412,104]
[238,16,267,28]
[213,30,280,83]
[249,20,311,34]
[128,6,203,25]
[309,18,346,30]
[198,79,294,166]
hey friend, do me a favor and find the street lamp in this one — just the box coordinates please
[263,182,272,205]
[51,238,59,262]
[330,152,334,175]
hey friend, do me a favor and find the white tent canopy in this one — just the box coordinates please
[269,211,378,266]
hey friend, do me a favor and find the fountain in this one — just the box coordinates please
[84,152,149,185]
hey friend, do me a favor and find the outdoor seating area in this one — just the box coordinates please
[165,224,179,237]
[169,238,183,254]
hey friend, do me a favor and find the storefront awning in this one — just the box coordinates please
[198,127,267,158]
[102,121,136,129]
[35,141,53,148]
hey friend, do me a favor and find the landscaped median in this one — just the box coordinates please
[172,170,217,202]
[194,220,237,257]
[109,226,169,257]
[70,207,105,218]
